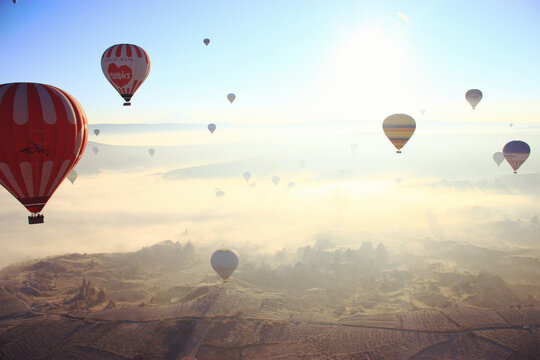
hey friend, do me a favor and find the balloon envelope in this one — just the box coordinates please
[94,129,100,136]
[208,123,216,133]
[101,44,151,106]
[227,93,236,103]
[0,83,88,216]
[67,170,78,184]
[272,176,280,185]
[492,152,504,167]
[503,140,530,173]
[211,249,239,280]
[382,114,416,153]
[243,171,251,182]
[203,38,210,46]
[148,148,155,157]
[465,89,482,109]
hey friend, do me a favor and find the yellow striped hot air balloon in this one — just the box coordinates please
[382,114,416,153]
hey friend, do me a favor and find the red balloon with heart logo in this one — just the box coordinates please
[0,83,88,223]
[101,44,151,106]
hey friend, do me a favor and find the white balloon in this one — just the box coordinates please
[211,249,239,280]
[67,169,78,184]
[272,175,280,186]
[492,152,504,167]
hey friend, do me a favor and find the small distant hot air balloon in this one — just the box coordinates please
[101,44,151,106]
[420,109,425,115]
[272,176,280,186]
[350,143,358,152]
[93,147,99,154]
[12,0,16,4]
[509,123,514,127]
[216,190,225,197]
[465,89,482,109]
[148,148,155,157]
[203,38,210,46]
[208,123,216,134]
[243,171,251,182]
[211,249,239,280]
[288,182,295,188]
[395,177,402,184]
[227,93,236,103]
[299,160,306,168]
[94,129,100,136]
[492,152,504,167]
[67,170,78,184]
[0,83,88,224]
[382,114,416,153]
[503,140,530,174]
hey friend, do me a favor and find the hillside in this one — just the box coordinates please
[0,241,539,359]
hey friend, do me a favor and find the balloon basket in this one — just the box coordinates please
[396,150,402,154]
[123,102,131,106]
[28,214,44,224]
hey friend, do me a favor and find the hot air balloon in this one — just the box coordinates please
[243,171,251,182]
[350,143,358,152]
[67,170,78,184]
[203,38,210,46]
[465,89,482,109]
[299,160,306,168]
[503,140,530,174]
[208,123,216,134]
[493,152,504,167]
[0,83,88,224]
[101,44,151,106]
[94,129,100,136]
[93,146,99,154]
[12,0,16,4]
[382,114,416,153]
[216,190,225,197]
[148,148,155,157]
[227,93,236,103]
[272,176,280,186]
[395,177,402,184]
[420,109,425,115]
[288,182,295,188]
[211,249,238,281]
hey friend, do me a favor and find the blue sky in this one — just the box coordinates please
[2,0,539,124]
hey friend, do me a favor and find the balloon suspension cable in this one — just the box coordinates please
[28,213,44,225]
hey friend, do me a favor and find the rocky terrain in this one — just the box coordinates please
[0,240,539,359]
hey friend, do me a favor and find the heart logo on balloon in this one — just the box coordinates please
[108,63,132,88]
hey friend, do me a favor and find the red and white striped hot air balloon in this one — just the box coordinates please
[0,83,88,224]
[101,44,151,106]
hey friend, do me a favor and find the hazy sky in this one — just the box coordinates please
[0,1,539,267]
